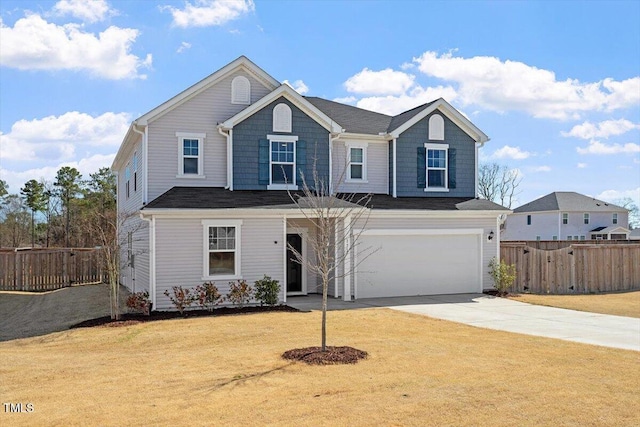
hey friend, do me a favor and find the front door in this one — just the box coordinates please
[287,233,304,294]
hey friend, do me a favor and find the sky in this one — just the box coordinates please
[0,0,639,209]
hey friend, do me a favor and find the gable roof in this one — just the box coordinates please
[304,97,392,134]
[514,192,628,213]
[219,85,343,133]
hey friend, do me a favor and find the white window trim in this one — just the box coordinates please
[273,103,292,133]
[267,134,298,190]
[428,114,445,140]
[612,213,618,224]
[201,220,242,281]
[176,132,206,179]
[562,213,568,225]
[231,76,251,105]
[583,213,590,225]
[345,142,368,183]
[424,142,449,192]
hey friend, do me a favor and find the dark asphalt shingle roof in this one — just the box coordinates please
[386,100,437,131]
[514,192,627,213]
[144,187,508,211]
[304,97,392,134]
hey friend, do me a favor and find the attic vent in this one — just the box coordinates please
[273,103,292,133]
[231,76,251,105]
[428,114,445,140]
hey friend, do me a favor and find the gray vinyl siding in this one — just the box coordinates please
[232,97,330,190]
[332,141,389,194]
[119,216,150,294]
[354,215,498,291]
[117,138,144,214]
[396,111,476,198]
[153,216,284,310]
[146,71,272,202]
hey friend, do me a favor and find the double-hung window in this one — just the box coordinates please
[612,213,618,224]
[346,142,367,182]
[132,152,138,192]
[125,163,131,199]
[424,143,448,191]
[202,220,242,279]
[584,213,590,224]
[268,135,298,189]
[562,213,568,225]
[177,132,206,178]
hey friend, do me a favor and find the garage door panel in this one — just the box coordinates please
[357,233,480,298]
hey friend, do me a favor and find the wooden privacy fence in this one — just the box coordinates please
[501,242,640,294]
[0,248,105,291]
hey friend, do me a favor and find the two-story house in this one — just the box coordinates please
[502,192,630,241]
[112,56,508,310]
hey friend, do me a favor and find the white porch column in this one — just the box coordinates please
[343,215,352,301]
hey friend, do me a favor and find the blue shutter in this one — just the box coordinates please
[448,148,456,189]
[296,140,307,185]
[258,139,269,185]
[417,147,426,188]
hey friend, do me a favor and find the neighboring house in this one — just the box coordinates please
[502,192,630,241]
[629,229,640,240]
[112,56,508,310]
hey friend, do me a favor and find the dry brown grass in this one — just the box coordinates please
[511,290,640,318]
[1,309,638,426]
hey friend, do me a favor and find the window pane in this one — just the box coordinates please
[350,148,363,163]
[428,149,446,168]
[209,252,235,275]
[351,164,363,179]
[428,170,445,187]
[183,139,198,156]
[272,164,293,184]
[183,157,198,174]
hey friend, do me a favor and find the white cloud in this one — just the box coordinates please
[562,119,640,139]
[531,166,551,172]
[596,188,640,205]
[283,79,309,95]
[0,14,152,79]
[0,153,116,194]
[177,41,191,53]
[0,112,131,162]
[344,68,415,96]
[53,0,116,23]
[162,0,255,28]
[413,51,640,120]
[577,163,588,168]
[332,96,357,104]
[576,139,640,155]
[491,145,531,160]
[355,85,458,115]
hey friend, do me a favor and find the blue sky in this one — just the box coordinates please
[1,0,639,209]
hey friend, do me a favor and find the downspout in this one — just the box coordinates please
[131,123,146,203]
[218,127,232,190]
[475,141,486,198]
[140,213,157,310]
[392,137,397,198]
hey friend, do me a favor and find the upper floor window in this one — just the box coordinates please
[268,135,298,189]
[132,152,138,192]
[125,163,131,199]
[176,132,206,178]
[273,103,292,133]
[231,76,250,105]
[584,213,590,224]
[428,114,445,140]
[527,215,531,225]
[612,213,618,224]
[346,143,367,182]
[425,143,448,191]
[562,213,568,224]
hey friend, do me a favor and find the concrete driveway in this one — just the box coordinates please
[287,294,640,351]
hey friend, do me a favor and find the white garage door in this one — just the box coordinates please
[356,231,481,298]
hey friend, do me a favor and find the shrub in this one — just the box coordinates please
[126,290,151,315]
[227,280,253,308]
[194,282,224,312]
[254,275,280,306]
[488,257,517,297]
[163,286,197,315]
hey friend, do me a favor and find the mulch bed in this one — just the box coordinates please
[70,305,298,329]
[282,346,368,365]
